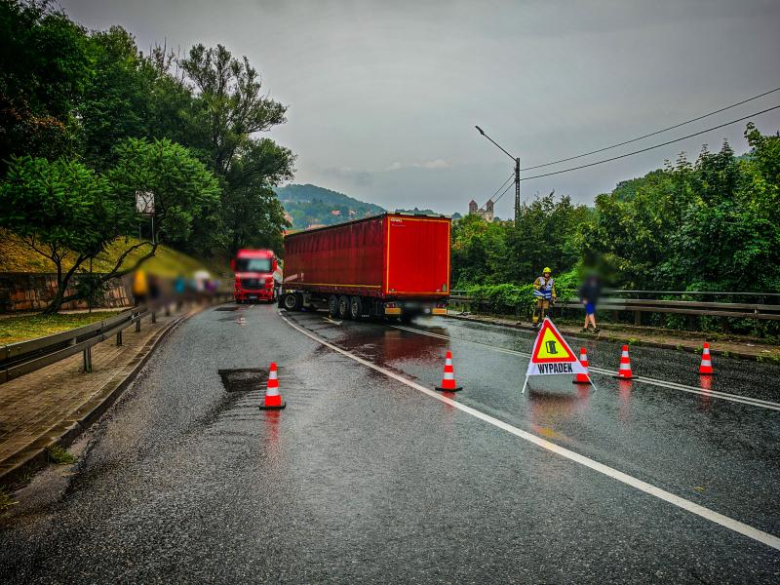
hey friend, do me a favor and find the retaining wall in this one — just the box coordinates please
[0,273,132,312]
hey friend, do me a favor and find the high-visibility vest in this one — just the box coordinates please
[533,276,555,300]
[132,270,148,296]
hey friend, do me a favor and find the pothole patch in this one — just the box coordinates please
[218,368,268,392]
[215,306,239,312]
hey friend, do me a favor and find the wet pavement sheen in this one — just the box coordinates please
[0,305,778,583]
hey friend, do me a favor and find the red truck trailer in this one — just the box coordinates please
[280,213,451,321]
[231,249,280,303]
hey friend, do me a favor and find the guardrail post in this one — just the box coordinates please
[634,310,641,326]
[151,311,157,324]
[165,304,171,317]
[136,314,141,332]
[116,330,123,346]
[83,347,92,373]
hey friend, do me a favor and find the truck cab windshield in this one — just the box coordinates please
[236,258,272,272]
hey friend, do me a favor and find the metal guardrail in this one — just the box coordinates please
[0,293,233,385]
[600,289,780,298]
[448,290,780,323]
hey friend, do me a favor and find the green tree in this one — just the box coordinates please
[109,138,222,249]
[0,0,91,171]
[451,214,509,287]
[743,123,780,225]
[179,44,293,254]
[507,193,592,284]
[0,139,221,312]
[77,26,156,169]
[581,132,780,294]
[0,156,125,312]
[221,138,294,253]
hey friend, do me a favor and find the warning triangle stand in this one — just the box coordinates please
[521,317,596,394]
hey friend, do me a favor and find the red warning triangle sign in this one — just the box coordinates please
[530,318,576,363]
[526,318,586,377]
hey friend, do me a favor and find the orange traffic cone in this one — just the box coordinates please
[614,345,634,379]
[699,343,714,375]
[435,351,463,392]
[259,362,286,410]
[573,347,591,384]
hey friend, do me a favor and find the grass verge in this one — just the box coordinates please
[0,311,120,345]
[47,446,77,465]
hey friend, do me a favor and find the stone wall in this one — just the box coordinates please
[0,273,132,312]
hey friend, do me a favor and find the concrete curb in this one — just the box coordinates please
[0,305,205,488]
[444,313,776,362]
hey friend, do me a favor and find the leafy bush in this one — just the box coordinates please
[463,268,582,317]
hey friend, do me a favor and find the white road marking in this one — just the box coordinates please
[323,317,343,326]
[281,312,780,552]
[392,325,780,412]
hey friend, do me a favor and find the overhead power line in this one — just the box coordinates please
[521,85,780,172]
[490,173,514,199]
[480,173,514,210]
[519,103,780,183]
[492,179,515,205]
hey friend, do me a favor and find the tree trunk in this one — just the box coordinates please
[44,285,66,314]
[43,256,82,314]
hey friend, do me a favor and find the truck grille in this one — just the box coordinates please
[240,278,265,289]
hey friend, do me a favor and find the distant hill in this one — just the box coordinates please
[275,184,385,229]
[395,207,462,219]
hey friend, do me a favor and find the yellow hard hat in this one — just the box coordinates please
[543,267,552,274]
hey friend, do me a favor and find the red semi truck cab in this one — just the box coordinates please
[280,213,451,321]
[231,249,280,303]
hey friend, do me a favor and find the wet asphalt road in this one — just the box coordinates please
[1,304,779,583]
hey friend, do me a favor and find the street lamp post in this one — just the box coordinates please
[475,126,521,223]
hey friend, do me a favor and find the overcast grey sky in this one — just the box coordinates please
[59,0,780,216]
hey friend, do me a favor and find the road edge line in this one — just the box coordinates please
[280,311,780,552]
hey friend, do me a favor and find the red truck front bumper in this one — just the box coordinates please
[234,286,274,302]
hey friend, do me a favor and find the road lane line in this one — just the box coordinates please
[392,325,780,411]
[281,311,780,552]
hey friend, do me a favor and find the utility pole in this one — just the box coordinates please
[475,126,521,223]
[515,157,520,223]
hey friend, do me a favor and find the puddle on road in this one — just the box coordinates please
[219,369,268,392]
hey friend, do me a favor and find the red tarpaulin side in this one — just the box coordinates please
[284,216,385,297]
[284,214,451,300]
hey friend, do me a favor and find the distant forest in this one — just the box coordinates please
[451,130,780,335]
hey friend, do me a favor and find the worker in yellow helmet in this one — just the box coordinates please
[532,267,557,328]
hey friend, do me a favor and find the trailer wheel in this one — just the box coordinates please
[349,296,364,321]
[338,295,350,319]
[328,295,339,318]
[283,293,302,311]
